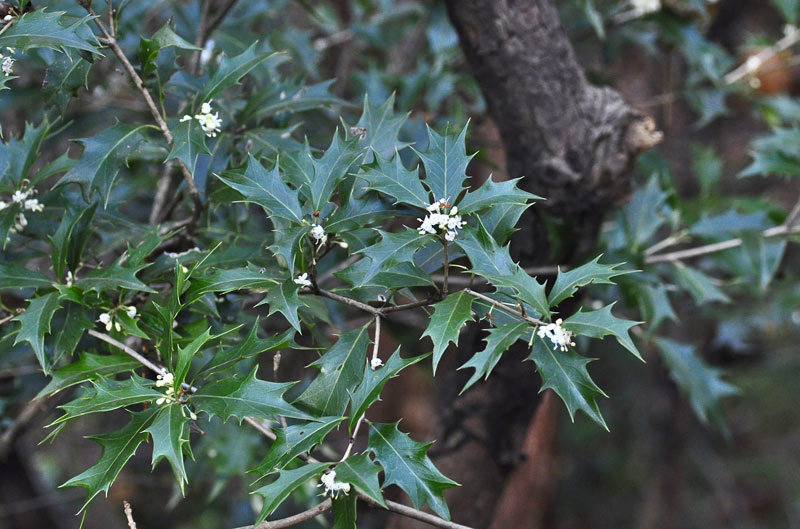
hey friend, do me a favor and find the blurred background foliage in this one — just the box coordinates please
[1,0,799,528]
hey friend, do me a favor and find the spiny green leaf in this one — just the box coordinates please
[367,421,458,520]
[257,278,306,332]
[348,348,427,431]
[184,264,279,305]
[49,375,161,429]
[43,51,91,115]
[459,322,528,393]
[416,122,473,203]
[548,255,633,307]
[217,154,303,223]
[325,192,401,234]
[0,262,52,290]
[251,416,344,475]
[335,453,386,508]
[200,44,281,102]
[355,229,428,286]
[145,404,191,491]
[166,117,210,171]
[37,352,139,397]
[335,259,434,290]
[252,462,330,525]
[243,78,346,121]
[673,264,730,304]
[49,201,98,280]
[454,220,517,279]
[484,267,550,319]
[332,493,358,529]
[52,302,93,364]
[359,153,430,208]
[299,325,372,416]
[0,10,100,54]
[526,335,608,429]
[299,130,364,211]
[563,304,643,360]
[57,122,155,207]
[13,293,61,374]
[200,324,295,376]
[422,292,476,373]
[191,366,310,423]
[740,232,786,293]
[76,259,155,293]
[347,93,409,162]
[636,283,679,333]
[62,409,157,512]
[0,118,51,187]
[457,176,540,214]
[619,177,669,251]
[655,338,737,431]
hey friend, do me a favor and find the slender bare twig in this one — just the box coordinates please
[463,288,544,326]
[370,315,381,368]
[380,297,436,314]
[233,499,332,529]
[442,241,450,296]
[123,501,137,529]
[372,499,475,529]
[644,224,800,264]
[644,229,689,257]
[724,27,800,85]
[78,2,203,220]
[315,288,382,316]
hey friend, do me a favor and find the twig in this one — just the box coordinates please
[123,501,137,529]
[644,229,689,256]
[724,27,800,85]
[442,240,449,296]
[376,499,475,529]
[644,224,800,264]
[233,499,332,529]
[431,265,560,287]
[463,288,544,326]
[0,313,16,326]
[370,314,381,368]
[380,297,436,314]
[0,19,14,38]
[79,2,204,221]
[314,288,382,316]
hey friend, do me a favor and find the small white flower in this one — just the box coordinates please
[193,100,222,137]
[156,372,174,387]
[1,56,14,76]
[418,198,464,241]
[318,470,351,498]
[0,200,6,211]
[179,115,193,122]
[65,270,74,286]
[23,198,43,212]
[11,189,28,203]
[126,306,137,318]
[310,224,327,244]
[200,39,215,65]
[189,410,197,420]
[294,272,312,287]
[537,318,576,352]
[370,357,383,370]
[200,101,213,114]
[156,397,166,405]
[98,312,113,331]
[630,0,660,15]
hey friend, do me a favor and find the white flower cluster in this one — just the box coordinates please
[630,0,660,16]
[0,48,15,76]
[417,198,464,242]
[294,272,312,287]
[97,306,137,332]
[155,372,177,405]
[318,470,351,498]
[537,318,576,352]
[310,224,327,245]
[0,185,44,235]
[180,100,222,137]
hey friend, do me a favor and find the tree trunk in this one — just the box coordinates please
[394,1,662,527]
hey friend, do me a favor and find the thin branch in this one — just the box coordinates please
[463,288,544,326]
[644,229,689,257]
[314,288,382,316]
[88,329,165,375]
[442,240,450,296]
[203,0,239,46]
[123,501,137,529]
[380,297,436,314]
[233,499,332,529]
[644,224,800,264]
[724,27,800,85]
[79,2,204,219]
[377,499,476,529]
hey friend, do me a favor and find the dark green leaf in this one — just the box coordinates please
[459,323,528,393]
[421,292,475,373]
[457,176,540,214]
[526,335,608,429]
[257,279,306,332]
[0,262,51,290]
[0,10,99,54]
[251,416,344,475]
[166,117,210,171]
[355,229,428,286]
[673,264,730,304]
[37,352,139,397]
[62,409,157,511]
[200,324,295,376]
[416,122,473,203]
[14,292,61,374]
[299,325,371,416]
[76,259,155,293]
[43,51,91,115]
[368,422,458,520]
[200,44,280,102]
[252,463,330,525]
[191,366,310,423]
[335,453,386,508]
[548,255,633,307]
[347,93,409,162]
[332,493,357,529]
[563,304,642,360]
[359,153,430,208]
[145,404,191,490]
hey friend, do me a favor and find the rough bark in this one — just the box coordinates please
[447,0,661,261]
[399,1,662,527]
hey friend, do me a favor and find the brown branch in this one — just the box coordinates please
[314,288,382,316]
[463,288,544,326]
[123,501,138,529]
[79,2,204,221]
[233,499,332,529]
[644,224,800,264]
